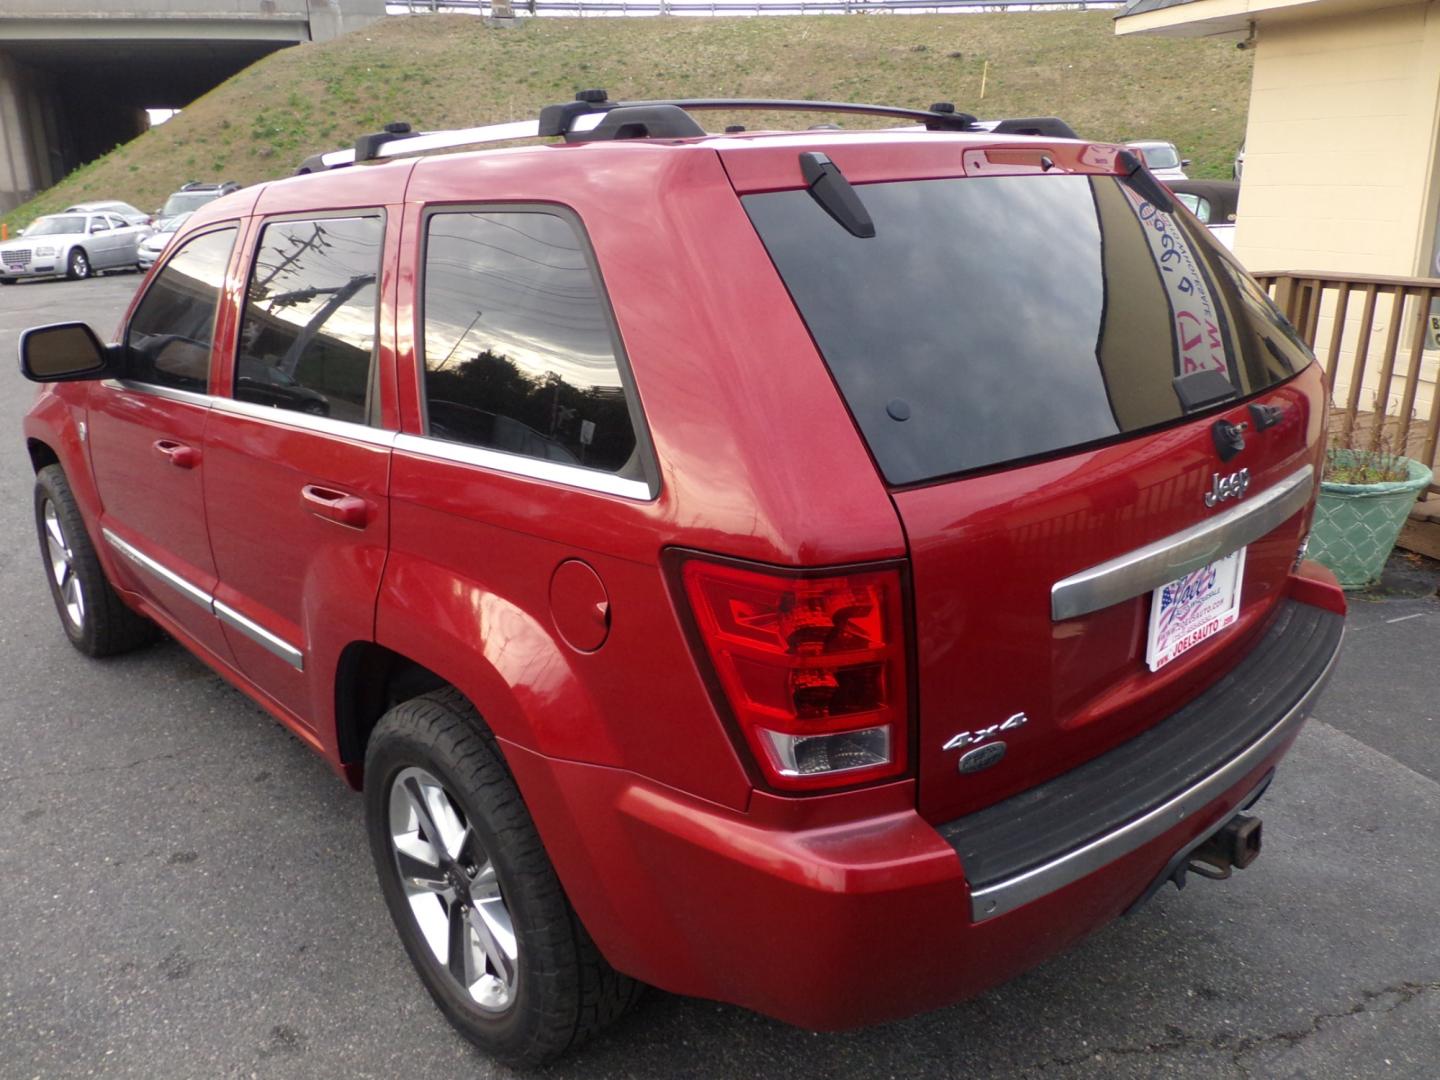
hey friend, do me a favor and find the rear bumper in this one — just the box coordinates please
[506,588,1344,1031]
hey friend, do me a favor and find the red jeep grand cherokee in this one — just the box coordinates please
[19,95,1345,1065]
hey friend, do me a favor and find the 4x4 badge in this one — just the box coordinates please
[943,712,1027,751]
[1204,468,1250,507]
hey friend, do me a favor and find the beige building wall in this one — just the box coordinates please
[1235,3,1440,276]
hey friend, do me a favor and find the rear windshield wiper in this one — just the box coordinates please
[799,152,875,239]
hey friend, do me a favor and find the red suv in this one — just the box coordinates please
[20,95,1345,1065]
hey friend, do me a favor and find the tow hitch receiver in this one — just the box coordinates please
[1186,814,1262,880]
[1126,800,1268,916]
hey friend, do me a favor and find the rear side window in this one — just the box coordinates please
[420,210,641,478]
[744,175,1306,486]
[235,216,383,425]
[125,227,237,393]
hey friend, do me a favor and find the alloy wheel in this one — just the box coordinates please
[43,500,85,630]
[387,766,519,1013]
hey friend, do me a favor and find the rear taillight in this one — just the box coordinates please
[677,556,909,791]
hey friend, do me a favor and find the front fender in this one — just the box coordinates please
[23,385,100,523]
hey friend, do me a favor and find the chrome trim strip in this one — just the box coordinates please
[393,432,655,501]
[102,528,212,610]
[209,396,400,449]
[103,528,305,670]
[213,599,305,671]
[101,378,213,408]
[1051,464,1315,621]
[968,626,1343,922]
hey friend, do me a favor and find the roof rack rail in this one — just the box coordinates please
[295,90,985,174]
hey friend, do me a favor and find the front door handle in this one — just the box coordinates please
[153,439,199,469]
[301,484,370,529]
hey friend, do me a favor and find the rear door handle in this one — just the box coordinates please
[300,484,370,529]
[153,439,199,469]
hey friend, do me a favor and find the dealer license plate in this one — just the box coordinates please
[1145,549,1246,672]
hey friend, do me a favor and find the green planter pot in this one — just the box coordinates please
[1309,452,1434,589]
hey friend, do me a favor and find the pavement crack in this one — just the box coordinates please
[1024,981,1440,1075]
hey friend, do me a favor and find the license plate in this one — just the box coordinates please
[7,265,23,273]
[1145,549,1246,672]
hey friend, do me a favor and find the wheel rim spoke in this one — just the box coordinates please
[470,901,517,986]
[401,776,446,855]
[448,902,477,987]
[470,861,501,903]
[395,848,449,894]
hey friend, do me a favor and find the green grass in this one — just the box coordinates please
[2,13,1251,231]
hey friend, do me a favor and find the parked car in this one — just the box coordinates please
[1234,140,1246,181]
[19,93,1345,1067]
[64,200,153,228]
[156,180,241,221]
[1,210,148,283]
[136,211,192,271]
[1169,178,1240,251]
[1125,139,1190,180]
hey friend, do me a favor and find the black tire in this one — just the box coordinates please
[0,277,14,285]
[34,465,157,657]
[364,688,641,1066]
[65,248,91,281]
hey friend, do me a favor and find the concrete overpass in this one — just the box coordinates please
[0,1,385,214]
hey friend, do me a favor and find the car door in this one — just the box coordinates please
[84,214,119,269]
[108,213,143,264]
[202,207,397,730]
[87,224,240,663]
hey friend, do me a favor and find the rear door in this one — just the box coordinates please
[202,206,398,731]
[88,224,241,662]
[736,144,1324,823]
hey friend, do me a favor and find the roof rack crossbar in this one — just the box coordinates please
[296,93,985,174]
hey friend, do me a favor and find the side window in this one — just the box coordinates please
[89,216,109,234]
[125,227,237,393]
[421,210,640,476]
[235,215,383,425]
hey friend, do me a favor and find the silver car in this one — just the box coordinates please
[0,211,149,283]
[136,212,192,271]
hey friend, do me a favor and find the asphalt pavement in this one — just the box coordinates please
[1,273,1437,1079]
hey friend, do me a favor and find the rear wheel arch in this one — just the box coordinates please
[334,642,452,783]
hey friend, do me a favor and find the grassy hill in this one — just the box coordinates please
[3,12,1251,230]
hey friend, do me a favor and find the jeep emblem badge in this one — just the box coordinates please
[958,742,1007,774]
[1204,467,1251,507]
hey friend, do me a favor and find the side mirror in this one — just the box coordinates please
[19,322,118,383]
[1181,159,1192,167]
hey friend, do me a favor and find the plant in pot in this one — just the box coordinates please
[1309,423,1434,589]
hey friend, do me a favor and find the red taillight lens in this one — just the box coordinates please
[678,557,909,791]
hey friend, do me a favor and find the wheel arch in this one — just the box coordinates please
[27,437,60,473]
[332,641,451,788]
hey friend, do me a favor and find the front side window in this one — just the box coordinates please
[420,210,641,477]
[235,216,383,425]
[125,227,236,393]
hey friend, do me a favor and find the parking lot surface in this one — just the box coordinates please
[1,273,1437,1079]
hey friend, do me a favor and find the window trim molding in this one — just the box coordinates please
[415,201,661,501]
[394,431,653,501]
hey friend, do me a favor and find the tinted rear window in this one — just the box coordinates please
[744,174,1307,486]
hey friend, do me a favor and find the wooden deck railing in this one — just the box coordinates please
[1253,271,1440,493]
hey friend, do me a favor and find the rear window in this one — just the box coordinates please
[744,174,1308,486]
